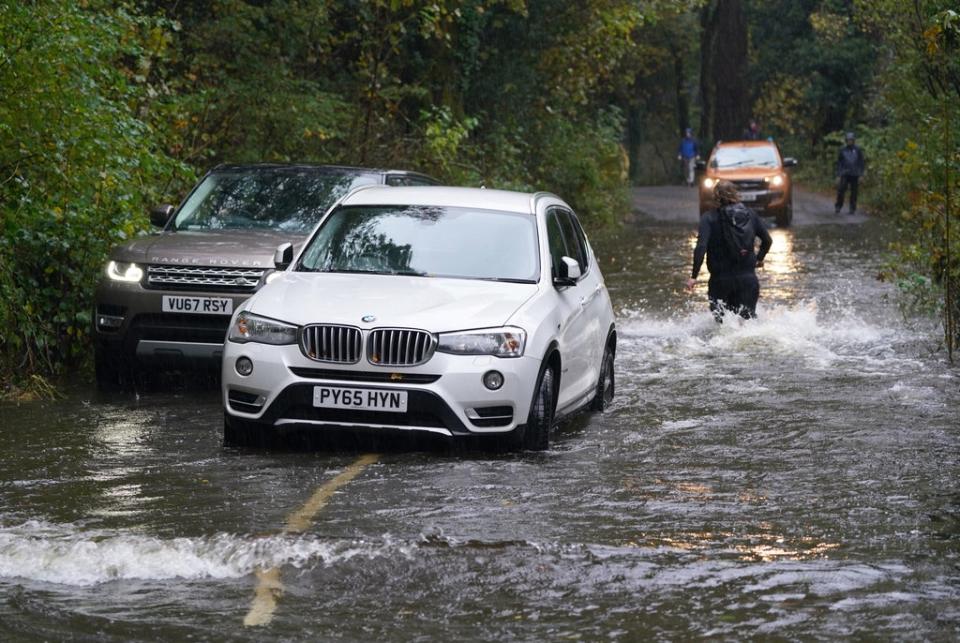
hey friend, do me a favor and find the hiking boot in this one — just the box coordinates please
[834,206,841,214]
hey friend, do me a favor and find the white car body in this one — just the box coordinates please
[221,186,615,449]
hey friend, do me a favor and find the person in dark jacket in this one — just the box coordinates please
[686,180,773,322]
[835,131,866,214]
[742,119,761,140]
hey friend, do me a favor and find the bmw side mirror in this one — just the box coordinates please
[554,256,581,287]
[783,157,798,167]
[274,243,294,270]
[150,204,175,228]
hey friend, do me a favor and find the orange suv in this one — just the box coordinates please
[697,140,798,227]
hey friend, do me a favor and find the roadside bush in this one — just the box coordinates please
[857,3,960,354]
[0,2,190,384]
[525,109,629,227]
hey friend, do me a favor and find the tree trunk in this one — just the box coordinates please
[699,0,749,144]
[627,103,642,183]
[673,45,690,134]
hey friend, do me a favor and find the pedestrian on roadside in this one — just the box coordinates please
[677,128,700,187]
[742,119,761,140]
[686,180,772,322]
[835,131,866,214]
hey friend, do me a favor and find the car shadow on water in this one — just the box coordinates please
[224,414,595,459]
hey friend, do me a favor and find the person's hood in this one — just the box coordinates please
[720,202,753,224]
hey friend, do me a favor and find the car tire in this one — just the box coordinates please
[775,197,793,227]
[223,412,263,448]
[589,343,615,412]
[523,366,555,451]
[94,343,132,391]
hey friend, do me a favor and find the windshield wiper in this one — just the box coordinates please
[720,160,765,168]
[473,276,537,284]
[313,268,427,276]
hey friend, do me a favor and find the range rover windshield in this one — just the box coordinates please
[298,205,540,283]
[172,169,379,233]
[711,145,780,169]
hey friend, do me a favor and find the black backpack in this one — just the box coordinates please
[718,203,755,260]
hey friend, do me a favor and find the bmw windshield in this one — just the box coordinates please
[172,169,379,233]
[298,205,540,283]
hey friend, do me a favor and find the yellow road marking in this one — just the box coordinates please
[285,453,380,533]
[243,567,283,627]
[243,453,380,627]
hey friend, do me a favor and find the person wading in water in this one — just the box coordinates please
[686,180,773,322]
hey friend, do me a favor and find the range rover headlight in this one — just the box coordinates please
[228,312,298,345]
[437,327,526,358]
[106,261,143,282]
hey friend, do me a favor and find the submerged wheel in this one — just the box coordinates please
[223,412,264,448]
[590,343,615,412]
[94,343,133,391]
[523,367,555,451]
[775,198,793,227]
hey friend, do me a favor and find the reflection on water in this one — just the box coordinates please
[647,532,841,562]
[92,418,152,457]
[761,229,802,304]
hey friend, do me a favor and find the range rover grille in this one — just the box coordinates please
[368,329,436,367]
[146,265,265,292]
[301,325,363,364]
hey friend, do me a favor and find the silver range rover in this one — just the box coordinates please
[93,163,437,389]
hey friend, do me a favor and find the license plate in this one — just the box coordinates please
[739,191,760,202]
[162,295,233,315]
[313,386,408,413]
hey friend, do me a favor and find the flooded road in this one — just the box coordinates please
[1,187,958,640]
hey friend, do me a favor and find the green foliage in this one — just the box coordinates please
[747,0,880,141]
[530,109,629,227]
[855,0,960,352]
[0,1,191,380]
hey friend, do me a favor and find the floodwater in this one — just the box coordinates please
[1,190,958,640]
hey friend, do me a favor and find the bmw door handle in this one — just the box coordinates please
[582,285,601,306]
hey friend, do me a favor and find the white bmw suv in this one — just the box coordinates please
[221,186,615,450]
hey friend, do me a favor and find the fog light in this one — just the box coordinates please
[97,314,124,330]
[235,356,254,376]
[482,370,504,390]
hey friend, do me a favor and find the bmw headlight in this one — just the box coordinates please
[437,327,526,358]
[106,261,143,282]
[228,312,298,345]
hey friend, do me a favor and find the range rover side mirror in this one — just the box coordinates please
[150,204,175,228]
[783,157,798,168]
[554,256,582,287]
[695,160,706,171]
[274,242,294,270]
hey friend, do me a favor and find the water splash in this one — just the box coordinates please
[0,521,413,587]
[618,299,928,370]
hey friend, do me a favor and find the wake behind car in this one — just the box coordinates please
[93,164,437,389]
[698,140,798,227]
[221,186,616,451]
